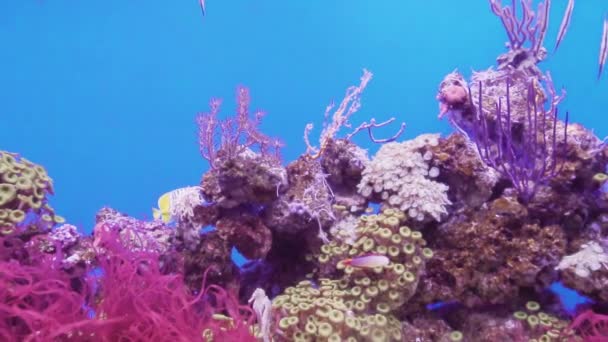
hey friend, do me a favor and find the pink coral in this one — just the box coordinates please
[0,243,88,341]
[570,310,608,341]
[196,87,282,169]
[0,227,256,341]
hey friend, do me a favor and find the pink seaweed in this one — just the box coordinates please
[0,226,256,341]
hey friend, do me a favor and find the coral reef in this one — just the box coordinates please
[4,1,608,341]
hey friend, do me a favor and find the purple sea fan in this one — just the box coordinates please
[469,76,568,204]
[489,0,575,77]
[196,86,283,169]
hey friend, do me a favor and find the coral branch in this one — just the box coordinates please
[196,87,281,168]
[345,117,406,143]
[469,76,569,203]
[304,69,406,158]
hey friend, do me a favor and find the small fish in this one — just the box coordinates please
[200,0,206,16]
[152,192,172,223]
[152,186,203,224]
[599,15,608,80]
[554,0,574,53]
[342,254,390,268]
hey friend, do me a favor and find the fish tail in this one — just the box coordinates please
[153,208,160,220]
[600,16,608,80]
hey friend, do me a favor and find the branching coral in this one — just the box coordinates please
[468,76,569,203]
[489,0,573,77]
[196,86,282,169]
[304,69,405,159]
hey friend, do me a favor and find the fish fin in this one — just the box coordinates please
[153,208,160,220]
[553,0,574,54]
[200,0,206,16]
[158,193,170,209]
[162,212,172,224]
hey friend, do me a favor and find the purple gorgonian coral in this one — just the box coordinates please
[469,76,568,203]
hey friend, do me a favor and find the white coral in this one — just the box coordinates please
[169,186,204,222]
[357,134,451,222]
[330,215,360,245]
[556,242,608,278]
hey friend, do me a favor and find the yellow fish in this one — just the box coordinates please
[152,192,172,223]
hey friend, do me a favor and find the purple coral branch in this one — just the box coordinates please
[489,0,553,53]
[196,98,222,168]
[470,77,568,203]
[345,118,406,143]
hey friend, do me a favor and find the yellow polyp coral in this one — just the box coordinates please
[267,209,431,341]
[510,301,580,341]
[267,276,405,342]
[0,151,60,233]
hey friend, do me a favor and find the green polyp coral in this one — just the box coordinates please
[511,301,578,340]
[0,184,17,206]
[449,331,464,341]
[0,150,59,232]
[268,278,403,341]
[593,172,608,183]
[265,209,430,341]
[316,208,430,310]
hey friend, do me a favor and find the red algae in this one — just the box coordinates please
[0,227,256,342]
[0,245,88,341]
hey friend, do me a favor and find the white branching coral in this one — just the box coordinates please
[556,241,608,277]
[169,186,204,222]
[357,134,451,222]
